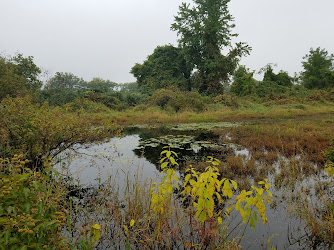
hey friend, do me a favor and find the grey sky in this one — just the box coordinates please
[1,0,333,83]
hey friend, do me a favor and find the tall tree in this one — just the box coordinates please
[131,45,192,92]
[0,54,42,100]
[11,54,42,92]
[301,47,334,89]
[0,57,26,100]
[171,0,250,95]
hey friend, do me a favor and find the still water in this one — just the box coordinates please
[55,124,324,249]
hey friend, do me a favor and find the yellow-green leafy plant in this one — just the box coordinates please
[151,151,272,247]
[0,155,69,249]
[233,179,272,229]
[325,161,334,178]
[150,146,180,218]
[183,157,272,232]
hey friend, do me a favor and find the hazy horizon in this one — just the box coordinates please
[1,0,333,83]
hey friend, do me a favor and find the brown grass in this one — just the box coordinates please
[219,119,334,166]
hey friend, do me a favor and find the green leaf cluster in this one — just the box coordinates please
[150,147,180,216]
[301,47,334,89]
[131,45,192,92]
[0,54,42,101]
[152,151,272,234]
[0,156,68,249]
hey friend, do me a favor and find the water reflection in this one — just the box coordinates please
[54,125,330,249]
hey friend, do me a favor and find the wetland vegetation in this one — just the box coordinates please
[1,0,334,249]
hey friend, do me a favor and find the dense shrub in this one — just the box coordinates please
[0,156,68,249]
[214,94,240,108]
[149,89,207,112]
[0,96,119,168]
[37,89,81,106]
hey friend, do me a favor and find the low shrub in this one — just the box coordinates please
[0,156,69,249]
[0,96,120,168]
[214,94,240,108]
[149,89,208,112]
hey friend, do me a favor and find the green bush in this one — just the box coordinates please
[0,156,68,249]
[149,89,207,112]
[214,94,240,108]
[0,96,119,167]
[327,139,334,162]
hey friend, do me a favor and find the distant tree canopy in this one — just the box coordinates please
[131,45,192,92]
[0,54,42,100]
[118,82,139,92]
[45,72,86,90]
[86,78,117,93]
[230,65,257,96]
[301,47,334,89]
[262,64,293,87]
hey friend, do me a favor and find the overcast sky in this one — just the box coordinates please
[1,0,333,83]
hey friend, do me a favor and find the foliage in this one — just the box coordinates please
[148,89,208,112]
[171,0,250,94]
[37,88,82,106]
[0,57,27,100]
[0,54,42,100]
[256,81,290,98]
[11,54,42,92]
[262,64,293,87]
[183,157,271,231]
[118,82,139,92]
[230,65,257,96]
[326,139,334,163]
[151,149,272,248]
[150,147,180,217]
[213,94,240,108]
[131,45,192,91]
[45,72,86,90]
[85,77,117,93]
[0,96,120,168]
[301,47,334,89]
[325,161,334,177]
[0,155,69,249]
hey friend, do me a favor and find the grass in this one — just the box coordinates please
[79,101,334,126]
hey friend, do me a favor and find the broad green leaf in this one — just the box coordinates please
[249,217,255,231]
[170,157,178,165]
[231,180,238,190]
[199,211,207,222]
[161,162,168,169]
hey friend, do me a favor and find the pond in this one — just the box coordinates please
[55,122,331,249]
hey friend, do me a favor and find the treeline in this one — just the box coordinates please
[230,47,334,98]
[0,54,147,111]
[131,46,334,97]
[1,47,334,116]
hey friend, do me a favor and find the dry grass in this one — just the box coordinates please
[89,102,334,126]
[220,119,334,167]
